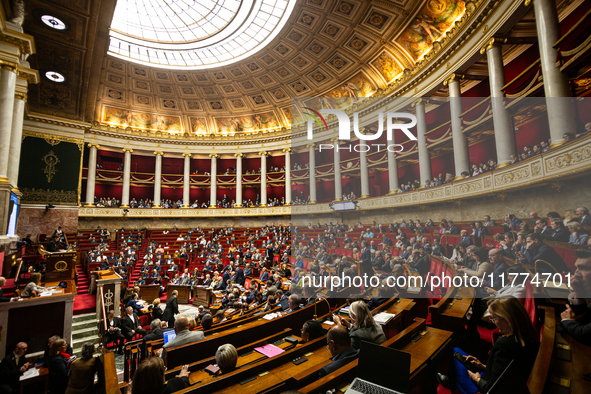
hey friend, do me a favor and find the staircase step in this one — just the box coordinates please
[72,326,99,340]
[72,312,96,323]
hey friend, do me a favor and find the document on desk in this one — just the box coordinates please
[254,344,285,358]
[20,368,40,380]
[373,312,396,325]
[262,313,279,320]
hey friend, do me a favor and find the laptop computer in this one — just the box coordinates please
[345,341,410,394]
[280,298,290,311]
[163,330,177,345]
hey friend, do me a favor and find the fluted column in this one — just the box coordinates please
[307,143,317,203]
[359,130,370,198]
[0,62,17,185]
[85,144,99,206]
[332,137,343,201]
[182,153,191,207]
[121,148,133,207]
[234,153,243,207]
[412,98,432,187]
[387,130,399,194]
[444,74,469,179]
[8,92,26,190]
[480,39,516,168]
[283,148,291,204]
[209,154,218,208]
[259,151,268,207]
[532,0,576,146]
[153,151,163,207]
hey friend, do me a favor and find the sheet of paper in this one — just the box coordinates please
[20,368,40,381]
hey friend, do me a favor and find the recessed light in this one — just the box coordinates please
[41,15,67,30]
[45,71,66,83]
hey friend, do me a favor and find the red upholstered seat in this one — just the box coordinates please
[244,278,251,289]
[139,315,150,331]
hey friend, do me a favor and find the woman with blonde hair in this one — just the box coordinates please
[332,300,386,349]
[564,209,577,226]
[131,357,191,394]
[215,344,238,374]
[438,297,539,393]
[567,221,589,245]
[21,272,47,297]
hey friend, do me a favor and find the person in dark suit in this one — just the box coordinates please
[44,336,73,366]
[234,267,245,287]
[577,207,591,226]
[438,298,538,394]
[259,268,269,282]
[517,233,569,272]
[360,241,373,276]
[410,250,431,277]
[459,230,473,246]
[0,342,29,393]
[162,290,179,328]
[546,219,570,243]
[431,238,446,257]
[447,221,460,234]
[264,244,275,264]
[318,325,359,378]
[122,306,147,341]
[560,248,591,346]
[0,276,13,302]
[243,264,252,277]
[47,339,71,394]
[126,293,143,315]
[101,310,125,354]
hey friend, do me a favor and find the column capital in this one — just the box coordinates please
[443,73,465,86]
[209,153,219,158]
[87,143,100,149]
[330,136,341,142]
[282,148,292,153]
[411,98,429,108]
[0,60,18,72]
[154,151,164,156]
[306,143,317,149]
[182,153,192,158]
[14,92,27,102]
[234,153,244,157]
[258,151,269,156]
[480,37,507,54]
[122,148,133,153]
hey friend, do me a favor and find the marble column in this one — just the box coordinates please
[234,153,243,207]
[182,153,191,207]
[481,39,516,168]
[7,92,26,191]
[209,154,218,208]
[412,98,432,187]
[283,148,291,204]
[332,137,342,201]
[307,144,317,203]
[0,63,17,185]
[153,151,163,208]
[359,129,370,198]
[121,148,133,207]
[387,129,399,194]
[445,74,469,179]
[85,144,99,206]
[259,152,268,207]
[532,0,576,146]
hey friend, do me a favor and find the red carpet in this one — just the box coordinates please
[73,293,96,315]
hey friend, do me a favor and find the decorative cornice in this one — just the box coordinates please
[411,98,429,108]
[0,31,34,55]
[234,153,244,157]
[480,37,508,54]
[258,151,269,156]
[26,114,91,131]
[122,148,133,153]
[0,60,18,72]
[282,148,292,153]
[17,67,40,84]
[306,143,317,149]
[443,73,465,86]
[14,92,26,102]
[22,130,84,150]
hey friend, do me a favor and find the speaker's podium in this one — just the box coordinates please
[192,286,213,307]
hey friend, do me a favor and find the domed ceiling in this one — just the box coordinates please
[22,0,467,139]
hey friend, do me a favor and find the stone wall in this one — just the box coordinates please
[16,205,79,238]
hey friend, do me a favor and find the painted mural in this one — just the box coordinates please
[283,105,304,126]
[303,72,376,111]
[103,106,183,133]
[214,111,281,134]
[396,0,466,61]
[189,117,209,135]
[372,51,404,83]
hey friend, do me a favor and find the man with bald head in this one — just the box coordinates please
[121,306,147,342]
[160,315,205,359]
[0,342,29,393]
[318,325,359,378]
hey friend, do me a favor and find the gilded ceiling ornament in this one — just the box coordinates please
[42,150,60,183]
[44,136,61,146]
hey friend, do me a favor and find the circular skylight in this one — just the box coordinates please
[45,71,66,83]
[40,15,67,30]
[108,0,296,69]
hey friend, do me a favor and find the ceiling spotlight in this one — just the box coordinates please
[41,15,67,30]
[45,71,66,83]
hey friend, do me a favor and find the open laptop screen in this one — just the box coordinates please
[163,330,177,345]
[358,341,411,394]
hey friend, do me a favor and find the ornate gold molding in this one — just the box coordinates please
[209,153,219,158]
[443,73,465,86]
[122,148,133,153]
[306,143,317,149]
[22,130,84,151]
[17,67,40,84]
[182,153,192,158]
[411,98,429,108]
[20,188,77,205]
[258,151,269,156]
[14,92,27,102]
[0,31,34,56]
[154,151,164,156]
[234,153,243,157]
[480,37,507,54]
[282,148,292,153]
[0,60,18,72]
[87,143,100,149]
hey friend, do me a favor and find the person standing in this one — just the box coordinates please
[162,290,179,328]
[65,343,98,394]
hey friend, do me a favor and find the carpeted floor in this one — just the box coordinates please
[73,293,96,315]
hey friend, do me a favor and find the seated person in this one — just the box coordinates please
[560,248,591,346]
[121,306,147,341]
[215,344,238,375]
[160,316,205,359]
[332,301,386,349]
[300,320,324,343]
[517,233,568,272]
[131,357,191,394]
[437,297,539,393]
[0,342,30,393]
[318,325,359,378]
[126,293,143,315]
[20,272,47,298]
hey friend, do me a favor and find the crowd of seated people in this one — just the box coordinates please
[94,197,120,207]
